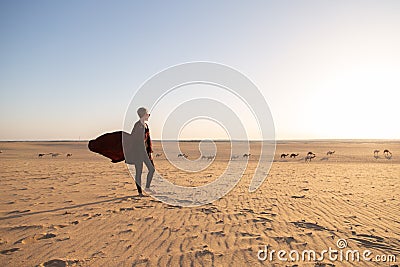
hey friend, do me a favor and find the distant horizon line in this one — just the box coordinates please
[1,138,399,142]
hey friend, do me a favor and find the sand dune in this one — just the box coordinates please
[0,141,399,266]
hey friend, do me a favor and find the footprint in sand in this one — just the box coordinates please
[259,211,277,217]
[131,258,150,267]
[143,216,153,222]
[119,207,134,212]
[49,224,68,230]
[241,208,255,213]
[118,229,133,235]
[84,213,102,220]
[37,259,81,267]
[291,195,306,199]
[37,233,57,240]
[210,230,226,237]
[91,250,106,258]
[200,207,220,214]
[0,247,20,255]
[292,221,330,231]
[251,216,273,223]
[272,236,297,245]
[194,249,215,266]
[14,235,36,245]
[15,233,56,245]
[349,233,399,252]
[56,237,70,242]
[239,232,261,238]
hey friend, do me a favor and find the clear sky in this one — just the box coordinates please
[1,0,399,140]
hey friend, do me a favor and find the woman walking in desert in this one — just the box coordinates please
[125,107,156,197]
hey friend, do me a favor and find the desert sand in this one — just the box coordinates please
[0,140,399,266]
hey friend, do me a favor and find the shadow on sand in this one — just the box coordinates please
[0,195,144,221]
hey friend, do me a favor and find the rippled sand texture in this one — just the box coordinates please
[0,141,399,266]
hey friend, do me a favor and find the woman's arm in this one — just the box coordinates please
[145,123,153,154]
[131,121,144,141]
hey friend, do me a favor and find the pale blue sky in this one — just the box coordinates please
[1,1,399,140]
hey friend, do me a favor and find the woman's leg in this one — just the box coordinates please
[134,162,143,194]
[143,154,155,189]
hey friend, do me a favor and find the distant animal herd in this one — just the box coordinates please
[157,149,393,162]
[147,150,393,162]
[279,151,332,162]
[0,148,394,161]
[373,149,392,159]
[277,149,393,161]
[157,153,253,160]
[37,153,72,158]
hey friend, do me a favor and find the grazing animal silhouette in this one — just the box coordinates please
[326,151,335,156]
[290,153,299,158]
[66,153,72,157]
[38,153,46,158]
[384,149,392,159]
[206,155,215,160]
[373,150,380,159]
[231,155,239,160]
[178,153,188,158]
[155,153,162,157]
[243,153,251,158]
[280,153,289,159]
[305,152,316,162]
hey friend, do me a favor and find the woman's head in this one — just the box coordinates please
[137,107,150,120]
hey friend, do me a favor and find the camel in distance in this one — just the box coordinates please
[384,149,392,159]
[374,149,392,159]
[305,152,316,162]
[326,151,335,156]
